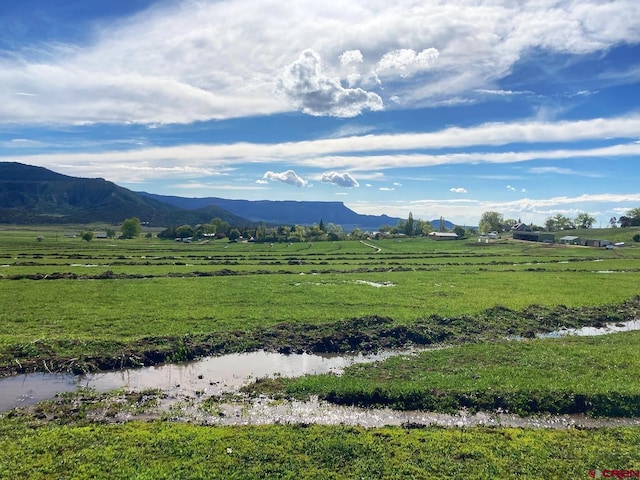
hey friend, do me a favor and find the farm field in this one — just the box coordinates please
[2,225,640,477]
[2,226,640,374]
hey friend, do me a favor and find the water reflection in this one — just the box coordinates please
[0,349,417,411]
[2,319,640,414]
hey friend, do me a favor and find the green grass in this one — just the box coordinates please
[0,420,638,479]
[257,331,640,416]
[1,231,640,372]
[2,226,640,477]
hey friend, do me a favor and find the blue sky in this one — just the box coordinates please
[1,0,639,227]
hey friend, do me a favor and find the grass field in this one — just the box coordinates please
[2,225,640,477]
[1,420,639,479]
[247,330,640,416]
[1,228,640,372]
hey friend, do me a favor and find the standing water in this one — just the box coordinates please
[0,349,418,411]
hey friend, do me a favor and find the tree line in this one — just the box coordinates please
[478,208,640,233]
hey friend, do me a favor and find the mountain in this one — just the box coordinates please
[0,162,248,226]
[137,192,402,231]
[430,219,457,231]
[0,162,401,230]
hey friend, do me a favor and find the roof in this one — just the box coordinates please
[429,232,459,237]
[559,236,579,241]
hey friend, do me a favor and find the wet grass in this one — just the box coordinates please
[1,230,640,374]
[249,330,640,417]
[2,226,640,477]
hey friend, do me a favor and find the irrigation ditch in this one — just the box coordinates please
[3,310,640,429]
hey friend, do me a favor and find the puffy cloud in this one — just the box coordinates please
[320,171,359,187]
[278,49,383,117]
[379,187,395,191]
[263,169,307,187]
[450,187,467,193]
[507,185,516,191]
[375,48,439,77]
[2,1,640,124]
[339,50,363,65]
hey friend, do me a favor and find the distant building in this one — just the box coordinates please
[428,232,459,241]
[559,235,580,245]
[511,223,531,232]
[512,231,555,243]
[581,238,613,248]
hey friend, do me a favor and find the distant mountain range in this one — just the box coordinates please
[137,192,402,231]
[0,162,404,230]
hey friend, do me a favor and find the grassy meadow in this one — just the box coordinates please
[1,225,640,373]
[2,224,640,477]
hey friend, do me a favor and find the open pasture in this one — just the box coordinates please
[1,228,640,373]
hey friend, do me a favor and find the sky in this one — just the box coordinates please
[1,0,639,228]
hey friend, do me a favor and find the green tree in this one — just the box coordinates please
[453,225,465,238]
[106,228,117,239]
[626,208,640,226]
[120,217,141,239]
[404,212,415,236]
[211,218,230,236]
[420,220,433,235]
[575,212,596,229]
[228,228,241,242]
[326,223,344,241]
[80,231,94,242]
[318,219,326,232]
[438,216,447,232]
[478,211,504,233]
[175,224,194,238]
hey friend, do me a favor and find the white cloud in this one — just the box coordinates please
[339,50,363,65]
[507,185,516,191]
[379,187,395,191]
[5,115,640,183]
[319,171,359,188]
[3,0,639,124]
[278,49,383,118]
[255,179,269,184]
[375,48,439,78]
[450,187,467,193]
[263,169,308,187]
[393,182,403,187]
[528,166,603,178]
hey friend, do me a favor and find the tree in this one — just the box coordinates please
[211,218,230,236]
[175,224,194,238]
[326,223,344,241]
[626,208,640,226]
[404,212,415,236]
[545,214,573,231]
[121,217,141,239]
[80,231,94,242]
[228,228,241,242]
[318,219,326,232]
[453,225,465,238]
[478,211,504,233]
[619,216,631,228]
[106,228,117,239]
[575,212,595,229]
[609,217,618,229]
[438,216,447,233]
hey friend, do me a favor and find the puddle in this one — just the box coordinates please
[0,349,419,412]
[3,320,640,423]
[354,280,395,288]
[538,319,640,338]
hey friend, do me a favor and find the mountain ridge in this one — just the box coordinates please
[0,162,403,230]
